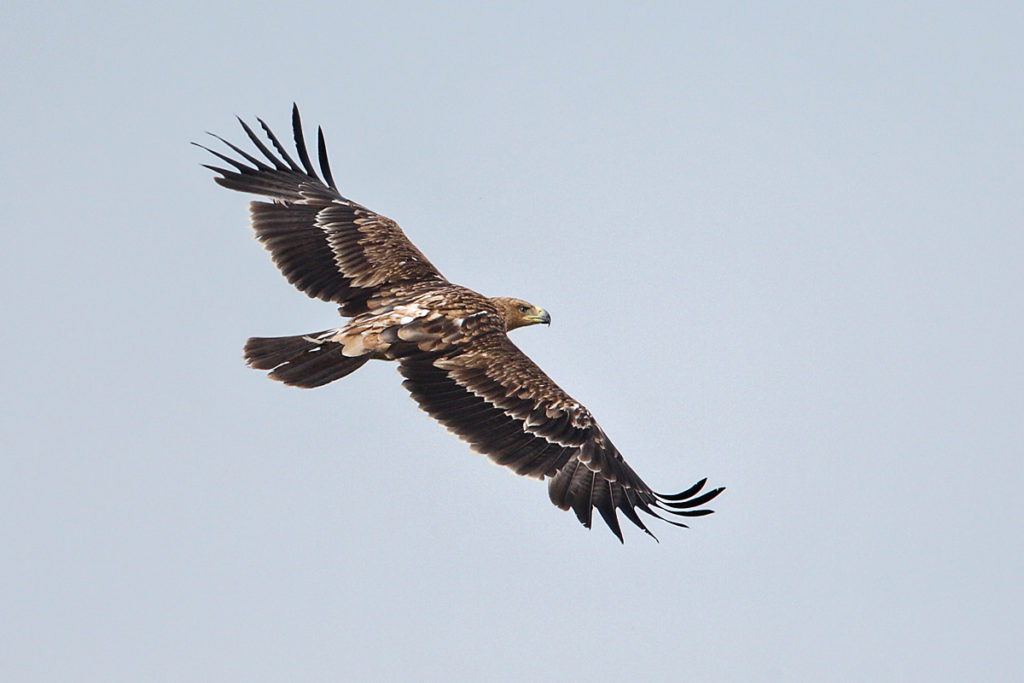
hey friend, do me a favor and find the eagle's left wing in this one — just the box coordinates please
[196,105,445,315]
[394,325,723,541]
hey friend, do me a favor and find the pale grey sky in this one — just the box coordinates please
[3,2,1022,681]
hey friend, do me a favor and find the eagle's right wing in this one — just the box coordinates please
[197,105,445,315]
[395,326,724,542]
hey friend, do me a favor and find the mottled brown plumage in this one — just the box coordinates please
[198,105,724,541]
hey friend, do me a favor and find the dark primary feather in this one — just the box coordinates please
[317,127,337,190]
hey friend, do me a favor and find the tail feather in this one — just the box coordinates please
[244,331,370,388]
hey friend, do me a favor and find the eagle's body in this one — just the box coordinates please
[199,106,723,541]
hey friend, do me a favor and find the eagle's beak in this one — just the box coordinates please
[535,308,551,325]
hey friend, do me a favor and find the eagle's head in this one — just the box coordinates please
[491,297,551,331]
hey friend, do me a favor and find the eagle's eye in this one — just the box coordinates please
[519,305,531,314]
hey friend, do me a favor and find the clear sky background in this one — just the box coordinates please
[3,2,1022,681]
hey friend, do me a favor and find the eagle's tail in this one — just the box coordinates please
[244,331,370,388]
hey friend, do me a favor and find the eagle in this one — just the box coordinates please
[198,105,724,541]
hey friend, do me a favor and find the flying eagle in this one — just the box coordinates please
[198,105,723,541]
